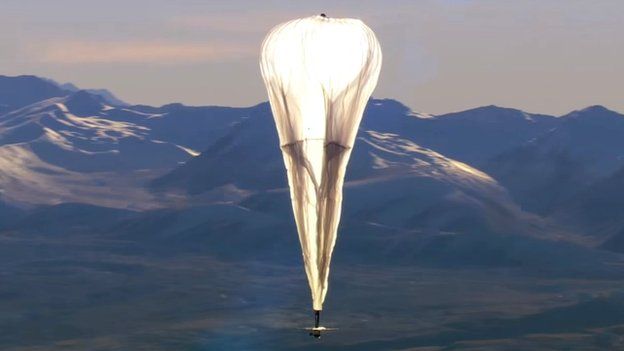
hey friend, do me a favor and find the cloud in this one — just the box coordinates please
[38,40,254,64]
[167,11,298,34]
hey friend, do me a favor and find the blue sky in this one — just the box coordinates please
[1,0,622,114]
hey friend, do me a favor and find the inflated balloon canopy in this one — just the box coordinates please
[260,15,382,311]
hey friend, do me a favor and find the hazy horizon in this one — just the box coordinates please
[2,0,622,115]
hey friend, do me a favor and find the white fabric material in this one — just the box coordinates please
[260,15,382,311]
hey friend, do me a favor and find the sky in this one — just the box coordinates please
[1,0,622,115]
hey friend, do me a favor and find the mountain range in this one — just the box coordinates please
[2,74,624,254]
[2,74,624,349]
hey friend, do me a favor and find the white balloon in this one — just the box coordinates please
[260,15,382,311]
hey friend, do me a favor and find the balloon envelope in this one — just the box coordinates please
[260,15,382,311]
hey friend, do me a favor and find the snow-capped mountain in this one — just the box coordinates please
[484,105,624,215]
[0,75,66,114]
[53,80,129,106]
[361,100,559,166]
[0,77,253,208]
[151,99,558,197]
[149,96,556,254]
[0,91,196,172]
[2,74,624,251]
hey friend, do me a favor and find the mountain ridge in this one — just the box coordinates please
[2,74,623,252]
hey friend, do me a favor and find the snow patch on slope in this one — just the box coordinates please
[0,144,163,209]
[360,130,497,188]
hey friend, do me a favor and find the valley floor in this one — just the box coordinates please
[1,232,624,351]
